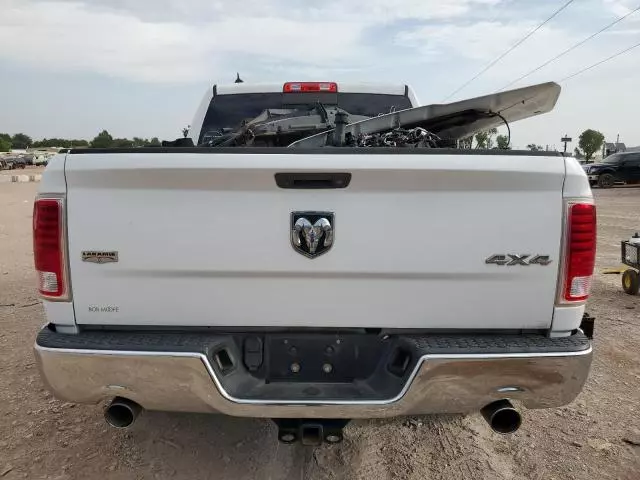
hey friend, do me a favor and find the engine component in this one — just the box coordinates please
[352,127,442,148]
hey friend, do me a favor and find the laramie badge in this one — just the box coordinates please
[81,251,119,264]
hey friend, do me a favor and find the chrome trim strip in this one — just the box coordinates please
[34,344,592,406]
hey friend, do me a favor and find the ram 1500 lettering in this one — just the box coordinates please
[34,81,595,445]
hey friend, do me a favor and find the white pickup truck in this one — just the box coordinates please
[34,81,595,445]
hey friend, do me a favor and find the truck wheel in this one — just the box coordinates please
[622,269,640,295]
[597,173,615,188]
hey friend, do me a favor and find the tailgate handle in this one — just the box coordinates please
[275,173,351,189]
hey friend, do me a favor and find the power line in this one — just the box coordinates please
[560,40,640,82]
[497,5,640,91]
[441,0,576,101]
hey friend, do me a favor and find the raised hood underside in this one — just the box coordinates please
[289,82,561,148]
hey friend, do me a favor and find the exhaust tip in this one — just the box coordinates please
[105,397,142,428]
[481,399,522,435]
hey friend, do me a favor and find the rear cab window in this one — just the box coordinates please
[199,90,413,145]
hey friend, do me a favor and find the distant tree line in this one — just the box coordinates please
[0,131,161,152]
[459,128,509,149]
[456,126,610,159]
[33,138,90,148]
[88,130,161,148]
[2,127,608,159]
[0,133,12,152]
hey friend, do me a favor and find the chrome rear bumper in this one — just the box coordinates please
[34,327,592,418]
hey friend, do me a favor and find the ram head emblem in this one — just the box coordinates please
[290,212,334,258]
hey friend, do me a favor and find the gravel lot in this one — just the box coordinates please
[0,166,45,177]
[1,183,639,480]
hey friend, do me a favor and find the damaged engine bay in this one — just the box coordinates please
[201,104,454,149]
[193,82,561,150]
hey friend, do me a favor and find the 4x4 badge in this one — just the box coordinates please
[485,254,552,266]
[291,212,334,259]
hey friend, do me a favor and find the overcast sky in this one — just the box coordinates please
[1,0,639,149]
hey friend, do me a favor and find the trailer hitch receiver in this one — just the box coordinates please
[273,419,350,445]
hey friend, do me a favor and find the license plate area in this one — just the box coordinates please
[265,334,385,383]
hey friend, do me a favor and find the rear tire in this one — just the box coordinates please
[597,173,615,188]
[622,269,640,295]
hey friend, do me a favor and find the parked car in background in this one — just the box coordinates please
[0,157,17,170]
[12,157,28,169]
[0,155,29,170]
[583,151,640,188]
[33,153,54,166]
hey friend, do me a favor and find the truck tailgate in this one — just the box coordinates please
[64,151,565,329]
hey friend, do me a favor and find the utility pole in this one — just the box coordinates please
[561,134,572,154]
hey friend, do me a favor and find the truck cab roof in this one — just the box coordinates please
[215,82,415,97]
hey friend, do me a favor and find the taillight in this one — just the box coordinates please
[562,202,596,302]
[33,196,69,300]
[283,82,338,93]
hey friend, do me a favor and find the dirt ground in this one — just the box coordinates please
[0,166,45,177]
[1,182,639,480]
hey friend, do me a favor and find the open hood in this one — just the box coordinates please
[289,82,561,148]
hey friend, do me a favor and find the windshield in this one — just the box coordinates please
[199,92,412,144]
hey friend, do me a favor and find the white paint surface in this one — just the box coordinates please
[53,151,591,330]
